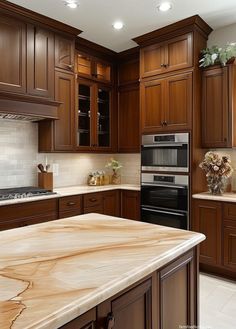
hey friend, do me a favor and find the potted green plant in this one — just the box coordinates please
[105,158,123,185]
[199,43,236,68]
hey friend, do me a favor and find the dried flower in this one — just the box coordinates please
[199,151,233,178]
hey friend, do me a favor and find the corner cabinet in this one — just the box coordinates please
[55,34,75,72]
[141,72,192,133]
[201,63,236,148]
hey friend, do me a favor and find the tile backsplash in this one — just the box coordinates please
[0,120,140,188]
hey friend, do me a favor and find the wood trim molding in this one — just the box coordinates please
[133,15,212,46]
[0,0,82,36]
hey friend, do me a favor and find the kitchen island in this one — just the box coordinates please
[0,213,205,329]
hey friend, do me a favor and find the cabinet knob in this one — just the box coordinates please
[164,63,169,68]
[160,63,165,68]
[89,198,97,202]
[106,312,115,329]
[164,120,168,126]
[67,64,74,69]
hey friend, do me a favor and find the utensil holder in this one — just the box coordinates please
[38,172,53,191]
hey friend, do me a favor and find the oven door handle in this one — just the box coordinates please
[141,183,187,189]
[142,207,186,217]
[142,143,185,148]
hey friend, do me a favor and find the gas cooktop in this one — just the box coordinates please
[0,187,56,201]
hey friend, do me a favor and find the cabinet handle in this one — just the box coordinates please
[160,63,165,67]
[67,64,74,69]
[106,312,115,329]
[67,202,76,206]
[164,120,168,126]
[161,121,164,127]
[164,63,169,68]
[89,198,97,202]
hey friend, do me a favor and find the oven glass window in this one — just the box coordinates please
[141,186,188,212]
[141,208,187,230]
[141,145,187,168]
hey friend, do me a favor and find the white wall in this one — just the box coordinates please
[0,120,140,188]
[208,23,236,47]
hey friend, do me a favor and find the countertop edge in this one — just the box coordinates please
[35,231,205,329]
[192,192,236,203]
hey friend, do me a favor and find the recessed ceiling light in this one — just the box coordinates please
[113,21,124,30]
[157,2,172,12]
[65,0,78,9]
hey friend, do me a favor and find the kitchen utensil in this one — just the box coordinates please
[38,164,46,173]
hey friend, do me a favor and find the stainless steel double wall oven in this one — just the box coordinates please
[141,133,189,229]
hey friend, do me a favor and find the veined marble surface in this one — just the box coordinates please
[192,192,236,203]
[0,184,140,206]
[0,213,205,329]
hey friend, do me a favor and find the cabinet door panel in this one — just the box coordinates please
[0,16,26,93]
[193,200,222,266]
[223,227,236,270]
[202,66,229,147]
[55,35,75,72]
[141,79,165,133]
[165,33,193,72]
[54,71,75,151]
[27,25,54,98]
[121,191,140,221]
[140,44,165,78]
[118,86,140,152]
[103,191,120,217]
[60,308,96,329]
[165,72,192,130]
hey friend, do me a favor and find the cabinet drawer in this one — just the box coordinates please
[59,195,82,212]
[224,203,236,223]
[84,205,103,215]
[84,193,103,208]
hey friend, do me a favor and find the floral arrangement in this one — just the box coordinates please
[199,43,236,67]
[199,151,233,194]
[105,158,122,172]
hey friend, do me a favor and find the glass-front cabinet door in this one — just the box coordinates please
[77,79,93,148]
[96,86,111,148]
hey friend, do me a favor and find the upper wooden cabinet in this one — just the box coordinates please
[141,72,192,133]
[202,63,236,148]
[0,15,26,94]
[27,25,54,99]
[118,58,139,86]
[77,52,112,84]
[140,33,193,78]
[55,35,75,72]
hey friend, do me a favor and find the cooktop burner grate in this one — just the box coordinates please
[0,187,56,201]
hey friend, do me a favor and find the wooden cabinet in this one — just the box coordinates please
[77,52,112,84]
[38,70,75,152]
[103,190,120,217]
[202,63,236,148]
[59,195,82,219]
[97,279,152,329]
[55,35,75,72]
[118,85,140,152]
[160,250,197,327]
[192,199,222,266]
[141,72,192,133]
[76,79,114,151]
[0,15,26,93]
[0,199,58,231]
[27,25,54,99]
[223,226,236,271]
[121,191,140,221]
[140,33,192,78]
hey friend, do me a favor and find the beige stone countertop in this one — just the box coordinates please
[0,184,140,206]
[0,213,204,329]
[192,192,236,203]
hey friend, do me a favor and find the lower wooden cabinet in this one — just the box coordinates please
[192,199,222,266]
[60,249,198,329]
[192,198,236,279]
[59,195,82,219]
[103,190,120,217]
[121,190,140,220]
[0,199,58,231]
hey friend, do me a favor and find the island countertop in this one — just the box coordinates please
[0,213,205,329]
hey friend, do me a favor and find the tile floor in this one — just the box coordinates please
[200,273,236,329]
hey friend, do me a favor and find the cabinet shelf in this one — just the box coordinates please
[78,129,89,133]
[79,112,89,117]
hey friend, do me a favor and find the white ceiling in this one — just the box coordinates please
[8,0,236,52]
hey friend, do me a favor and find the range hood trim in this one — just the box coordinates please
[0,91,61,120]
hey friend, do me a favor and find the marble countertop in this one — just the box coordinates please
[192,192,236,203]
[0,213,204,329]
[0,184,140,206]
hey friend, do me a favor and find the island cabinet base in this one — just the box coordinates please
[60,247,199,329]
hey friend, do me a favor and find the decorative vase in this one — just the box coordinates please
[111,170,121,185]
[207,175,227,195]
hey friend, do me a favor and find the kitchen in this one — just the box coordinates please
[0,0,236,328]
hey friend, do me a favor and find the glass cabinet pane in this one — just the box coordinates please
[97,87,110,147]
[77,83,91,147]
